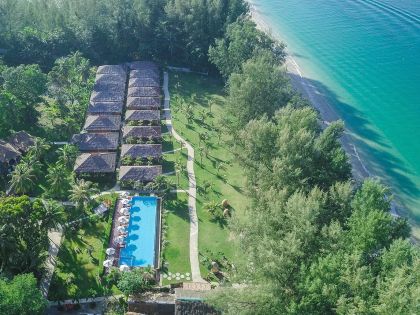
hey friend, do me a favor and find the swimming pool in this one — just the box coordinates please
[119,196,160,267]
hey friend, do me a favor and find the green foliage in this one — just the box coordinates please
[0,273,47,315]
[0,195,63,276]
[69,179,99,209]
[117,268,154,296]
[209,18,286,78]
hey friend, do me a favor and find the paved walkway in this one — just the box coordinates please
[40,226,64,298]
[163,72,204,282]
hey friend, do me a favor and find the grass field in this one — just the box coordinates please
[167,71,249,277]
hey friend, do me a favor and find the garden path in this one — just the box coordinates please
[40,226,64,297]
[163,71,204,282]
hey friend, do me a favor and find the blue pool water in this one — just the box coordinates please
[119,196,158,267]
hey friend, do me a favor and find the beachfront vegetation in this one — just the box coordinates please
[116,268,155,297]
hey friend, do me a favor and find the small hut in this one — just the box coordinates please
[127,87,160,98]
[129,77,160,88]
[127,97,161,110]
[7,131,35,153]
[88,101,124,115]
[72,132,120,152]
[120,144,162,160]
[118,165,162,183]
[129,61,159,71]
[97,65,126,76]
[125,110,160,125]
[129,70,159,80]
[74,152,117,174]
[83,115,121,132]
[123,126,162,142]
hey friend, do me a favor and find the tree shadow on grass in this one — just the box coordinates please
[164,198,189,222]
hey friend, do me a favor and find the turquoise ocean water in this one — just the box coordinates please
[250,0,420,235]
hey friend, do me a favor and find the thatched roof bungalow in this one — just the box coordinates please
[127,87,160,98]
[74,152,117,174]
[88,101,124,115]
[129,70,159,80]
[127,97,161,110]
[83,115,121,132]
[7,131,35,153]
[125,110,160,123]
[123,126,162,140]
[95,73,126,84]
[119,165,162,183]
[128,77,160,88]
[0,140,21,164]
[97,65,126,76]
[121,144,162,159]
[72,132,119,152]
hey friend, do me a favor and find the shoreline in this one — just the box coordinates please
[249,4,400,217]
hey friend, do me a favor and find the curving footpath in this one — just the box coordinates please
[162,71,204,282]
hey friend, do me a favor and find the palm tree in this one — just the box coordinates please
[9,163,37,195]
[203,201,220,218]
[46,162,71,199]
[69,179,99,208]
[202,180,213,195]
[40,199,65,230]
[198,146,204,166]
[57,144,78,169]
[30,137,51,161]
[175,158,187,186]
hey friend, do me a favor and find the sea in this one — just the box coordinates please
[249,0,420,237]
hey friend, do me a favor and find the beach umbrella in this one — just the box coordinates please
[119,207,129,215]
[119,264,130,272]
[118,216,129,224]
[103,259,113,267]
[106,248,115,255]
[117,226,126,232]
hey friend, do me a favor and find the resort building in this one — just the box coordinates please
[126,97,161,110]
[74,152,117,174]
[83,115,121,133]
[123,126,162,142]
[87,101,124,116]
[127,86,161,98]
[128,76,160,88]
[0,131,35,174]
[118,165,162,183]
[97,65,127,76]
[125,110,160,125]
[129,61,159,71]
[120,144,162,161]
[72,132,120,152]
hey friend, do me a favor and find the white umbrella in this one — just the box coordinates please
[119,264,130,272]
[103,259,113,267]
[106,248,115,255]
[119,207,129,215]
[115,236,125,243]
[117,226,126,232]
[118,216,129,224]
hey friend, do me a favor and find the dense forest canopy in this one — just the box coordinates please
[0,0,248,69]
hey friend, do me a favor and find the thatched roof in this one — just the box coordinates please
[127,97,161,110]
[0,140,21,163]
[95,73,126,84]
[129,77,160,88]
[121,144,162,158]
[119,165,162,182]
[129,61,158,71]
[123,126,162,139]
[74,152,117,173]
[72,132,119,152]
[83,115,121,132]
[130,70,159,80]
[7,131,35,153]
[128,87,160,98]
[93,81,126,95]
[97,65,126,76]
[88,101,123,115]
[125,110,160,122]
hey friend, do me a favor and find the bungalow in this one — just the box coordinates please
[0,131,35,175]
[119,165,162,183]
[127,97,161,110]
[88,101,124,115]
[123,126,162,142]
[121,144,162,160]
[7,131,35,153]
[125,110,160,125]
[74,152,117,174]
[128,77,160,88]
[72,132,120,152]
[95,73,126,84]
[97,65,127,76]
[83,115,121,132]
[129,70,159,80]
[127,87,160,98]
[129,61,159,71]
[90,88,125,103]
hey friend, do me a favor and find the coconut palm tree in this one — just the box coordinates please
[40,199,65,230]
[69,179,99,208]
[203,201,220,218]
[9,163,37,195]
[175,158,187,186]
[57,144,78,169]
[45,162,71,199]
[29,137,50,161]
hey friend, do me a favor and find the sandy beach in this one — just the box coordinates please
[249,5,372,182]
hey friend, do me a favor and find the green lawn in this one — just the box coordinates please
[48,196,119,301]
[168,71,249,278]
[161,193,191,285]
